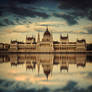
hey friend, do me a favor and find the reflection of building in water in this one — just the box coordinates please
[1,54,87,79]
[37,54,53,80]
[42,64,53,80]
[10,54,25,66]
[10,54,18,66]
[76,54,86,67]
[8,27,86,52]
[24,54,36,70]
[59,55,69,72]
[0,55,9,63]
[54,54,86,71]
[26,61,36,70]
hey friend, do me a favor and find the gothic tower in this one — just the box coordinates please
[37,33,40,43]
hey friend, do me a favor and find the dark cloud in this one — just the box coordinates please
[58,0,92,10]
[53,13,78,25]
[9,0,38,4]
[0,11,2,16]
[0,16,32,26]
[54,81,77,92]
[9,5,50,19]
[62,81,77,91]
[7,0,58,4]
[0,1,50,26]
[58,0,92,21]
[0,79,92,92]
[54,80,92,92]
[0,0,37,5]
[0,23,5,26]
[0,79,50,92]
[3,18,15,25]
[0,4,50,26]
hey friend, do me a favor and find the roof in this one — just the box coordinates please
[17,42,24,44]
[0,43,4,45]
[69,42,76,44]
[32,42,37,44]
[11,40,17,44]
[60,35,68,40]
[11,40,24,44]
[53,41,60,44]
[77,39,86,43]
[44,27,51,36]
[26,37,35,40]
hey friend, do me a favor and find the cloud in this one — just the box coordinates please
[53,13,78,25]
[0,2,50,26]
[8,0,38,4]
[82,24,92,34]
[58,0,92,10]
[86,72,92,79]
[54,81,77,92]
[0,79,92,92]
[58,0,92,21]
[0,79,50,92]
[0,16,32,27]
[54,80,92,92]
[36,21,67,27]
[10,6,50,19]
[4,3,50,19]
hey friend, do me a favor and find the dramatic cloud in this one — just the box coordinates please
[0,0,92,43]
[0,79,50,92]
[54,80,92,92]
[58,0,92,21]
[0,79,92,92]
[36,21,67,27]
[53,13,78,25]
[82,24,92,34]
[0,2,50,26]
[0,16,31,26]
[9,6,50,19]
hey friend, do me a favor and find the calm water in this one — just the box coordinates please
[0,54,92,92]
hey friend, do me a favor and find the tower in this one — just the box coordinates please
[60,34,69,43]
[37,33,40,43]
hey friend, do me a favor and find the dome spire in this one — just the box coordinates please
[43,26,51,36]
[46,26,48,31]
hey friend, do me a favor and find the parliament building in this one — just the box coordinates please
[9,27,86,53]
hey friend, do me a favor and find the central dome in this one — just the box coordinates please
[42,27,53,42]
[44,27,51,36]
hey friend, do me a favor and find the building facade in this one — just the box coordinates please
[8,27,86,52]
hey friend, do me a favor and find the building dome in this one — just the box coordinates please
[44,27,51,36]
[42,27,53,42]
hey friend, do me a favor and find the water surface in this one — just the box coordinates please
[0,54,92,92]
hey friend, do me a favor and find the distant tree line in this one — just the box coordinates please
[87,44,92,50]
[87,55,92,62]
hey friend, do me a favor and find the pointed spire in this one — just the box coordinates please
[46,26,49,31]
[60,34,62,39]
[26,35,27,39]
[37,32,40,42]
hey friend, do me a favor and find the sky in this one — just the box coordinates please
[0,0,92,43]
